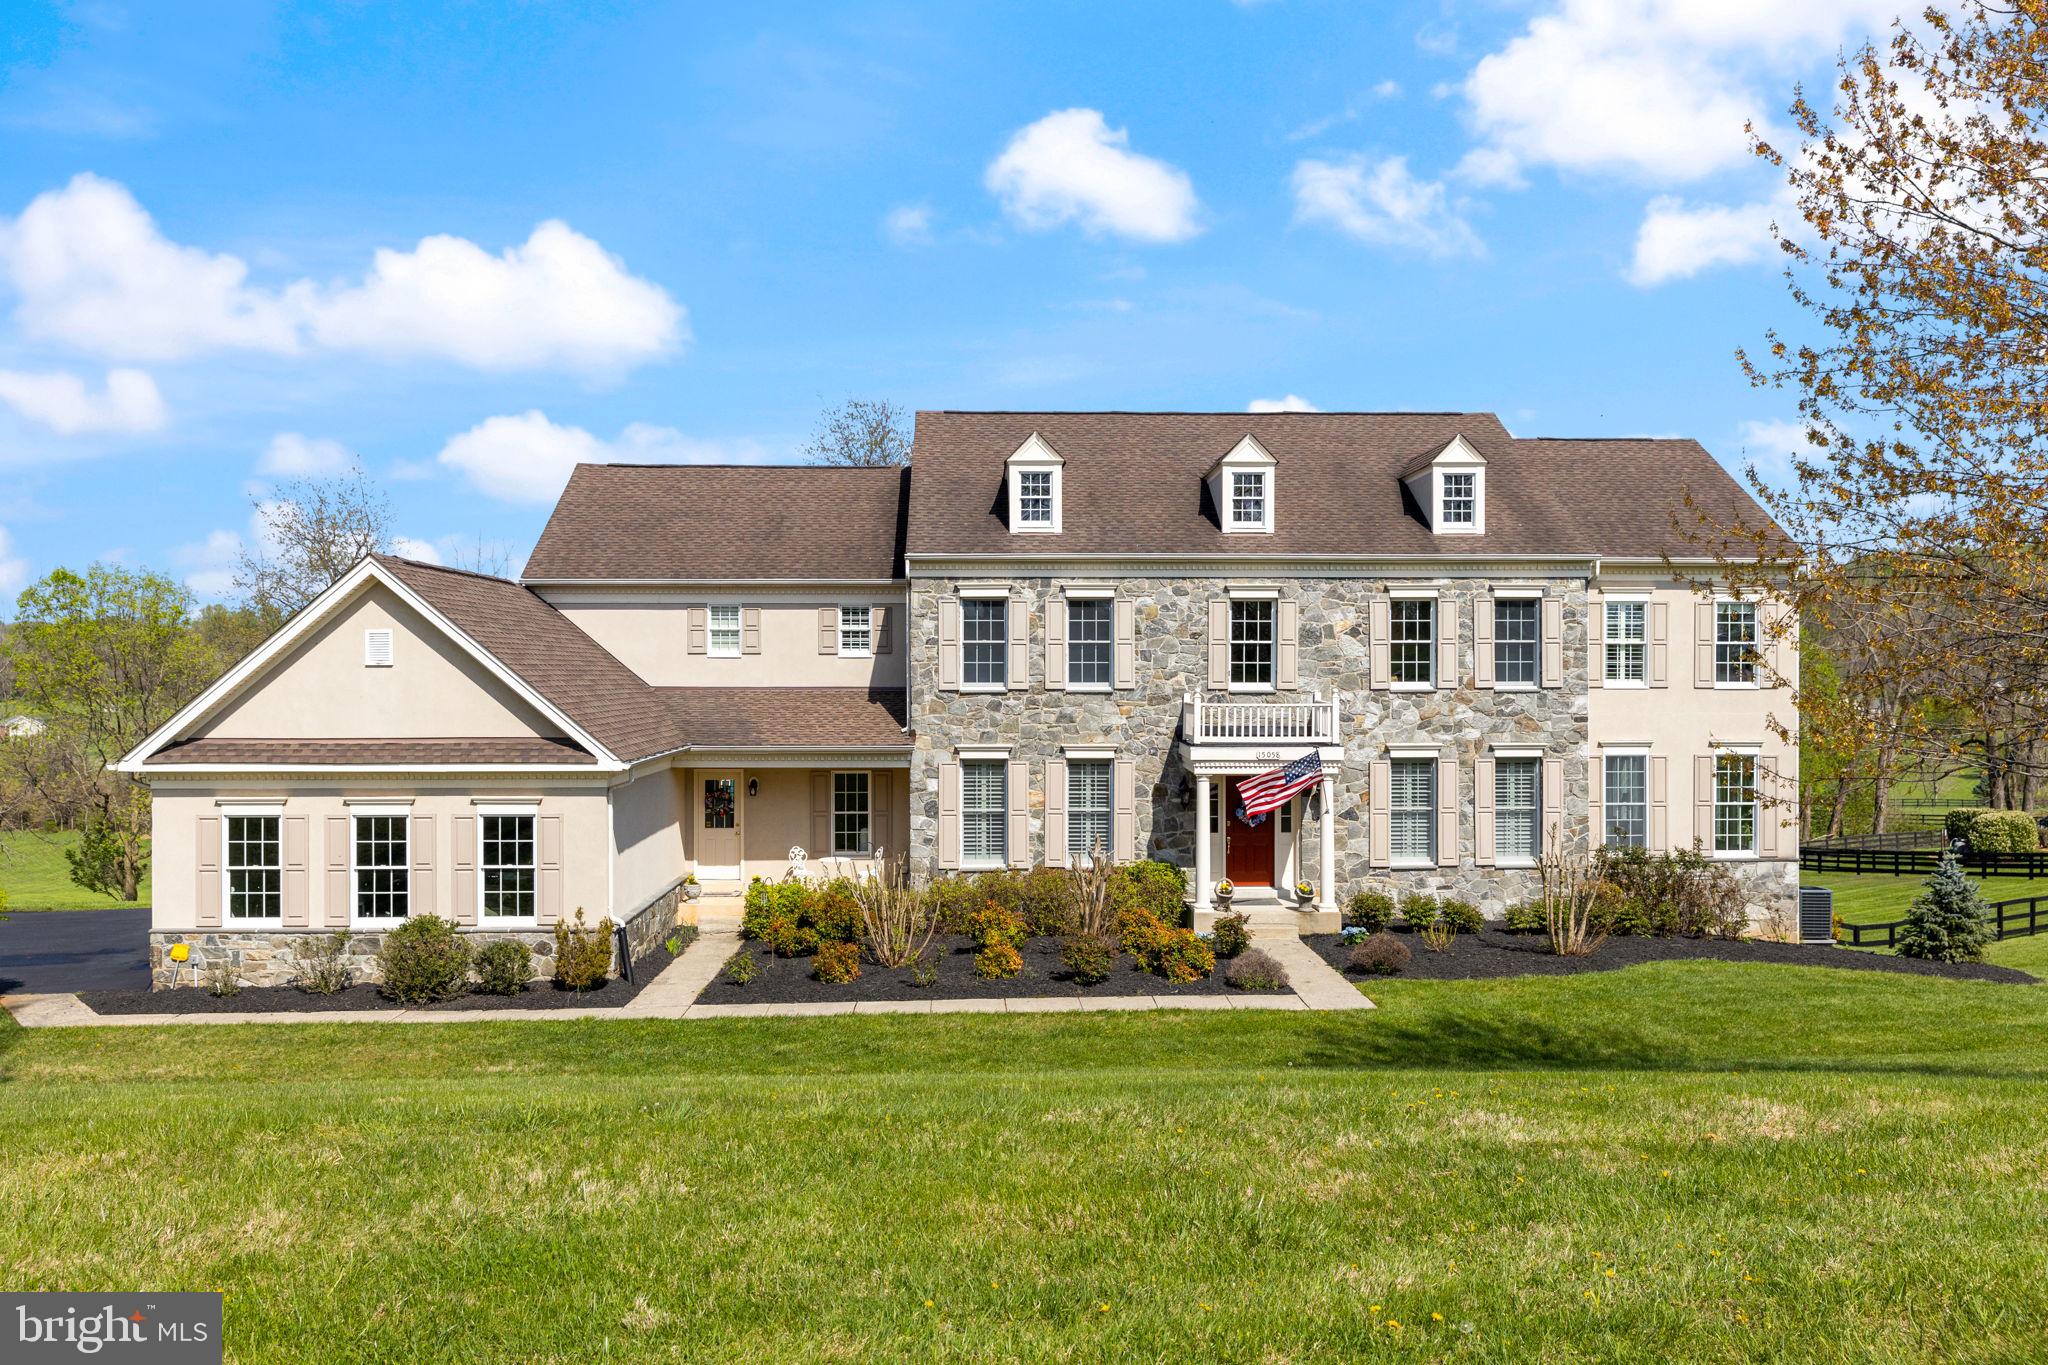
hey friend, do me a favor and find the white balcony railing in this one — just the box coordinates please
[1182,692,1338,746]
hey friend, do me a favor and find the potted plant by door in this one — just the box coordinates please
[1215,878,1235,908]
[1295,879,1315,903]
[683,873,702,901]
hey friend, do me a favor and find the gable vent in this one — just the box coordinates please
[364,628,394,668]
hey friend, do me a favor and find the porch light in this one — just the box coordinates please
[747,778,759,797]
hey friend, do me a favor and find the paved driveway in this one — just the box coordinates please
[0,907,150,994]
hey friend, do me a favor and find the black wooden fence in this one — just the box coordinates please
[1802,829,1946,853]
[1838,892,2048,949]
[1799,846,2048,877]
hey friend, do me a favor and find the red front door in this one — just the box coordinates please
[1224,779,1276,887]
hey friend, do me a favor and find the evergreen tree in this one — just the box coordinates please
[1894,854,1992,963]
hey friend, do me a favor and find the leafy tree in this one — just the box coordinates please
[802,397,910,467]
[235,466,391,617]
[1895,853,1993,963]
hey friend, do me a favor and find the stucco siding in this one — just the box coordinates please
[678,764,908,883]
[549,598,907,688]
[611,767,686,914]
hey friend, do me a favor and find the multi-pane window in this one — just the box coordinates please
[1715,602,1758,685]
[1389,758,1437,864]
[1017,470,1054,525]
[225,815,281,920]
[961,760,1007,867]
[1391,599,1435,686]
[1441,471,1476,526]
[1068,598,1111,687]
[708,604,741,658]
[1067,759,1112,864]
[481,814,536,919]
[1605,600,1647,683]
[832,772,871,856]
[353,813,409,921]
[838,606,872,656]
[1494,599,1537,686]
[1495,758,1540,861]
[1603,754,1648,849]
[1714,753,1758,853]
[1230,471,1266,528]
[703,778,735,830]
[1228,599,1275,687]
[962,598,1007,687]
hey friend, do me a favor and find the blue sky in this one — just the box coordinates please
[0,0,1903,603]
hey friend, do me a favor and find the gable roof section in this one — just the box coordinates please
[524,463,910,582]
[655,687,908,748]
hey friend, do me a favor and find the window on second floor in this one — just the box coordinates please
[838,606,872,657]
[1391,599,1435,686]
[1494,598,1537,686]
[1605,600,1647,683]
[708,604,741,658]
[1228,598,1275,688]
[1715,601,1758,686]
[1067,598,1111,688]
[962,598,1007,688]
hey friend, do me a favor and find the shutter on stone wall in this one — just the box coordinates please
[1759,757,1782,857]
[1277,599,1300,691]
[1436,598,1457,689]
[451,815,477,925]
[687,607,707,655]
[411,815,435,917]
[1437,751,1459,867]
[196,815,221,928]
[1543,755,1565,849]
[1650,755,1669,851]
[1046,596,1067,692]
[538,814,563,926]
[817,607,837,654]
[324,815,349,927]
[1368,758,1391,867]
[936,761,961,870]
[1113,598,1136,690]
[1044,758,1068,868]
[1649,601,1670,687]
[1695,601,1716,686]
[282,815,309,928]
[1474,598,1495,688]
[1694,755,1715,847]
[1589,590,1604,686]
[1474,756,1496,866]
[937,597,960,690]
[1589,755,1603,852]
[1007,597,1028,691]
[874,604,892,654]
[1369,597,1391,690]
[1007,761,1030,867]
[1114,758,1137,862]
[1207,598,1228,691]
[812,772,833,857]
[1541,596,1564,688]
[741,607,762,655]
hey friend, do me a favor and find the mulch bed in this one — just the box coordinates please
[78,942,686,1016]
[695,933,1285,1006]
[1308,926,2038,985]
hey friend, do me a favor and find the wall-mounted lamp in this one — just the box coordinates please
[747,777,759,798]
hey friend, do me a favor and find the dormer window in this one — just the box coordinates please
[1005,432,1064,533]
[1441,472,1476,527]
[1209,433,1277,534]
[1401,434,1486,535]
[1229,471,1267,529]
[1017,470,1054,526]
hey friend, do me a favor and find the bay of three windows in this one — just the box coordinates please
[223,810,539,924]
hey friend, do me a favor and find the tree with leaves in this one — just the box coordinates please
[235,466,392,619]
[802,397,911,467]
[1895,853,1993,962]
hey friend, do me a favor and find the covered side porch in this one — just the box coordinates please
[1182,693,1342,933]
[679,752,911,889]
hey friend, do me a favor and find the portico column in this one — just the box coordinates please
[1194,773,1213,913]
[1317,773,1337,914]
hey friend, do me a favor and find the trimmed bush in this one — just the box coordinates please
[378,914,472,1004]
[1344,889,1396,933]
[1399,892,1442,928]
[1110,860,1187,920]
[474,939,532,995]
[1347,932,1410,975]
[927,876,986,935]
[741,877,809,939]
[291,929,354,995]
[967,901,1027,950]
[1116,905,1174,959]
[1224,948,1288,991]
[1018,866,1080,937]
[1946,807,1994,843]
[1896,854,1992,962]
[974,941,1023,979]
[759,914,819,959]
[1151,930,1215,984]
[813,940,862,984]
[810,880,864,942]
[1966,810,2038,855]
[553,909,615,992]
[1503,900,1545,933]
[1209,911,1252,959]
[1439,898,1484,935]
[1059,933,1116,985]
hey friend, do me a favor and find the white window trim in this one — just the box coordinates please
[363,628,394,668]
[830,769,872,857]
[349,806,412,927]
[1600,750,1652,850]
[1491,586,1544,599]
[221,805,286,925]
[1388,755,1438,870]
[1712,597,1761,690]
[1387,586,1442,599]
[1708,746,1762,861]
[1224,469,1273,534]
[1060,583,1114,599]
[1006,433,1064,534]
[1063,594,1114,692]
[956,745,1013,761]
[837,605,873,659]
[1061,744,1117,759]
[1387,595,1437,689]
[706,603,742,659]
[957,583,1013,599]
[958,595,1009,693]
[1488,745,1544,757]
[1599,743,1652,754]
[1225,596,1278,692]
[959,757,1009,871]
[1492,755,1542,868]
[1223,583,1281,599]
[1602,595,1650,688]
[476,803,541,925]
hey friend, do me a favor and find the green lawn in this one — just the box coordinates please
[5,961,2048,1361]
[0,828,150,910]
[1800,866,2048,926]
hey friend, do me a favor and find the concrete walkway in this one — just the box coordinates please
[1250,923,1375,1011]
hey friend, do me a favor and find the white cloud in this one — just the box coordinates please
[0,174,683,375]
[436,410,771,504]
[389,535,443,565]
[1627,193,1783,286]
[1734,417,1812,491]
[1291,155,1484,258]
[1372,80,1402,100]
[1248,394,1321,413]
[0,525,26,600]
[0,366,165,434]
[882,203,934,247]
[172,527,242,598]
[985,109,1202,243]
[257,432,353,477]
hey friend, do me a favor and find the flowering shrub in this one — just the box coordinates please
[813,940,862,984]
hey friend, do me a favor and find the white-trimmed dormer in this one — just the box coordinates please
[1208,434,1276,534]
[1402,434,1486,535]
[1006,432,1065,533]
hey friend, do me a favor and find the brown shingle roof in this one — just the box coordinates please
[523,464,909,581]
[904,411,1786,558]
[654,688,909,748]
[145,737,598,766]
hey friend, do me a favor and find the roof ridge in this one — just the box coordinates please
[377,552,523,587]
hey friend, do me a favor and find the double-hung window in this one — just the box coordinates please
[1229,471,1267,529]
[1714,753,1758,854]
[353,812,409,921]
[1228,599,1275,688]
[838,606,872,657]
[1067,759,1112,864]
[962,598,1007,688]
[480,813,537,919]
[1493,599,1537,686]
[708,604,742,658]
[1067,598,1111,688]
[1389,758,1436,865]
[1391,599,1435,686]
[1016,470,1054,526]
[1603,754,1648,849]
[1605,600,1647,683]
[1494,758,1540,862]
[832,772,871,856]
[1441,472,1476,527]
[961,760,1007,867]
[225,814,282,921]
[1715,602,1758,685]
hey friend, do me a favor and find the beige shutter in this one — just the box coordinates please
[1207,598,1228,690]
[411,814,435,918]
[1694,754,1715,847]
[1369,597,1391,690]
[1007,596,1028,691]
[1541,596,1564,688]
[1474,755,1496,866]
[282,815,309,928]
[937,597,960,690]
[1695,601,1715,686]
[936,761,961,869]
[1006,760,1030,866]
[874,604,892,654]
[1046,596,1067,692]
[196,814,221,928]
[1474,597,1495,688]
[812,772,833,856]
[1589,589,1604,679]
[817,607,837,654]
[1044,758,1069,868]
[451,815,477,925]
[324,815,349,927]
[1543,755,1564,850]
[1436,598,1457,689]
[1766,602,1787,686]
[1649,601,1670,687]
[1759,757,1782,857]
[741,607,762,655]
[1437,751,1459,867]
[538,814,563,926]
[876,772,897,862]
[1589,754,1604,851]
[1113,598,1136,690]
[1368,758,1391,867]
[1277,599,1300,691]
[1650,755,1669,851]
[1114,757,1137,862]
[687,607,707,655]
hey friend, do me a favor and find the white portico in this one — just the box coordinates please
[1182,693,1342,932]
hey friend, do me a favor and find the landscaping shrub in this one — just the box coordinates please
[474,939,532,995]
[552,909,614,992]
[1110,860,1186,920]
[203,961,241,997]
[758,913,819,959]
[1594,845,1745,938]
[1209,910,1251,958]
[724,951,758,986]
[1150,930,1215,984]
[1966,810,2038,855]
[813,940,862,984]
[908,951,939,989]
[1224,948,1288,991]
[1503,899,1545,933]
[291,929,353,995]
[927,876,986,935]
[1344,889,1396,933]
[1348,932,1410,975]
[1059,933,1116,985]
[1439,898,1484,934]
[967,901,1026,950]
[810,879,865,942]
[1595,893,1655,937]
[1018,866,1080,936]
[1896,854,1992,962]
[742,878,810,939]
[1946,807,1993,843]
[1116,905,1173,960]
[974,940,1023,979]
[378,914,472,1003]
[1399,892,1441,929]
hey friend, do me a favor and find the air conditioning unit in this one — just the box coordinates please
[1798,886,1835,944]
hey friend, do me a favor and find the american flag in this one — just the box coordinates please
[1235,752,1323,825]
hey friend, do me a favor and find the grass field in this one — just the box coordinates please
[6,961,2048,1362]
[1799,866,2048,926]
[0,829,151,910]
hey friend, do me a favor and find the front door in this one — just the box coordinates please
[697,771,741,882]
[1224,778,1276,887]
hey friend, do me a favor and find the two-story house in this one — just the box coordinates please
[118,411,1795,986]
